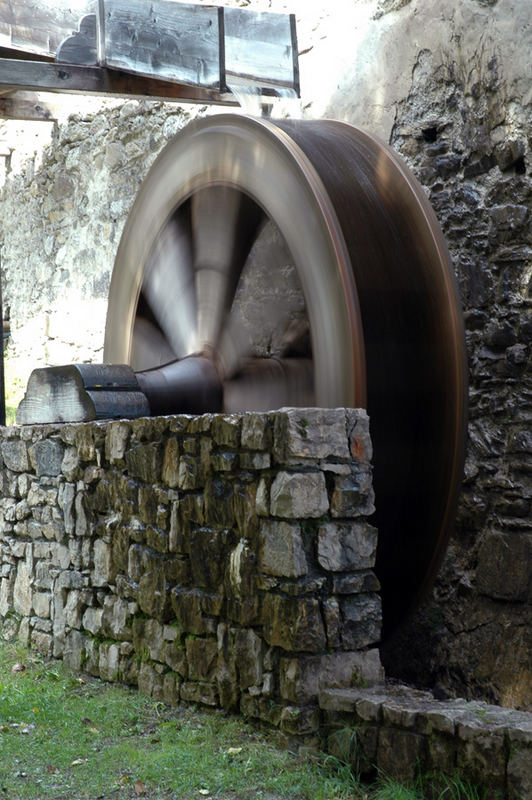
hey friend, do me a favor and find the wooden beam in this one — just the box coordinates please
[16,363,150,424]
[0,58,237,105]
[0,90,57,120]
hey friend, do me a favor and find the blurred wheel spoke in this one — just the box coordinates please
[192,186,264,349]
[142,210,197,358]
[130,317,176,371]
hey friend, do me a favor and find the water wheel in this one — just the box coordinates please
[104,115,467,635]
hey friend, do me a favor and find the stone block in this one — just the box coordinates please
[456,724,506,795]
[262,594,326,652]
[165,641,188,677]
[105,420,131,463]
[92,539,112,587]
[507,745,532,800]
[204,479,234,528]
[234,628,263,689]
[211,451,238,471]
[332,571,381,594]
[241,413,271,451]
[346,408,373,462]
[377,728,428,784]
[177,456,202,490]
[189,528,228,591]
[428,733,456,774]
[162,672,180,706]
[138,485,159,525]
[165,556,191,586]
[476,532,532,601]
[239,452,271,470]
[270,471,328,518]
[30,439,65,477]
[255,478,269,516]
[340,594,382,649]
[330,469,375,518]
[282,650,384,704]
[33,590,51,619]
[63,630,85,672]
[31,629,53,657]
[74,424,105,462]
[280,705,320,735]
[162,438,180,487]
[102,595,131,639]
[216,623,238,710]
[317,521,378,571]
[212,415,241,447]
[259,520,307,577]
[146,525,169,554]
[13,561,32,616]
[322,597,341,648]
[1,440,29,472]
[273,408,350,463]
[141,618,165,662]
[138,662,164,699]
[180,681,218,706]
[99,642,121,682]
[226,542,260,625]
[186,636,218,682]
[125,442,163,483]
[138,568,172,622]
[171,588,213,635]
[233,481,258,541]
[0,572,15,617]
[82,607,103,635]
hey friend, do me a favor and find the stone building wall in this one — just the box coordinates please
[0,408,383,736]
[0,0,530,709]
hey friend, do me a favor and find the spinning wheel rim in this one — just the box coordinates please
[104,114,367,410]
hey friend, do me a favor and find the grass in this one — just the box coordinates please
[0,639,356,800]
[0,640,490,800]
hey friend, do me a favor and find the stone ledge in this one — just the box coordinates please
[320,684,532,800]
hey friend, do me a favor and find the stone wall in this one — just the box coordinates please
[0,0,530,709]
[0,101,194,380]
[0,408,383,738]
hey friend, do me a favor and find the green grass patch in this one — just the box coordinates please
[0,642,489,800]
[0,640,360,799]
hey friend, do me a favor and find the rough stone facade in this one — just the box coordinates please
[0,408,384,738]
[379,9,532,710]
[0,0,530,709]
[0,101,194,378]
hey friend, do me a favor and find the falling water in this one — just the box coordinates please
[227,77,301,119]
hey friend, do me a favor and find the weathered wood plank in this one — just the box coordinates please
[16,363,150,424]
[223,8,299,92]
[56,13,97,65]
[103,0,223,89]
[0,59,237,105]
[0,0,94,58]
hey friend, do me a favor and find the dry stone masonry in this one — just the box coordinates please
[0,408,384,738]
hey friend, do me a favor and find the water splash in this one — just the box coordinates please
[227,77,301,119]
